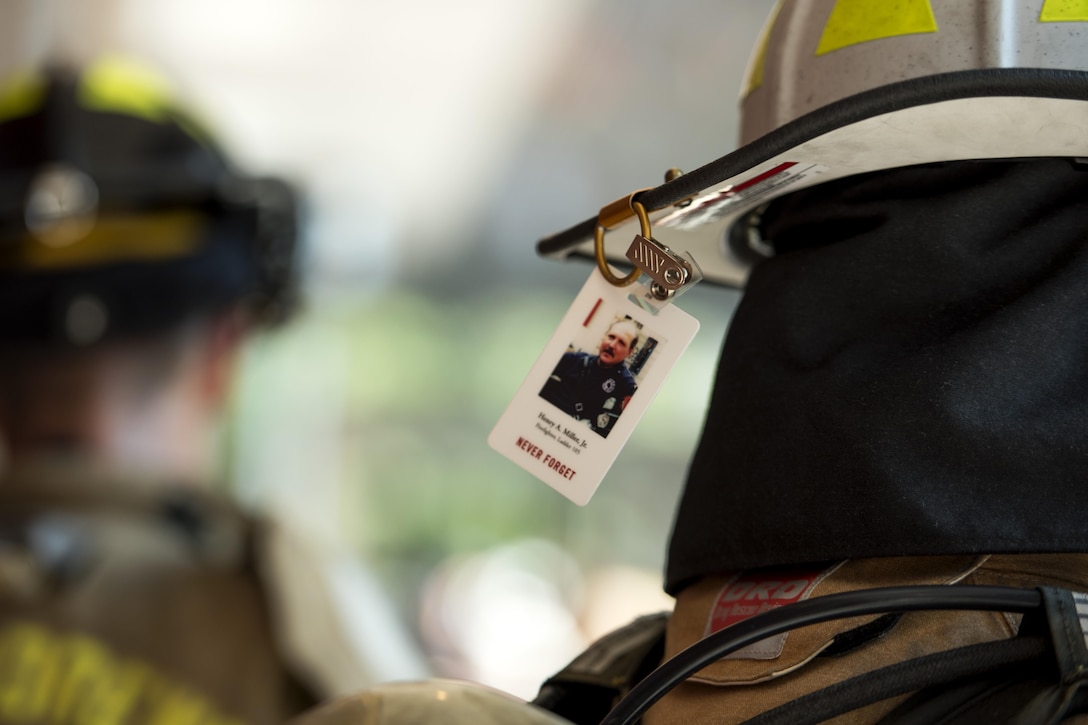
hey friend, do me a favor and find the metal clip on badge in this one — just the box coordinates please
[594,188,701,308]
[489,178,703,504]
[593,191,649,288]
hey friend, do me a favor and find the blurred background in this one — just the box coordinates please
[0,0,775,700]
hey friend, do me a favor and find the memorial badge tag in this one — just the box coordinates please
[488,268,699,505]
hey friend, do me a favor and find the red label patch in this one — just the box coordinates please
[707,567,831,636]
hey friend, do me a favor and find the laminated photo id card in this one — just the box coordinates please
[489,268,699,505]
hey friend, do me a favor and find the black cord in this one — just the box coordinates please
[598,585,1042,725]
[742,634,1047,725]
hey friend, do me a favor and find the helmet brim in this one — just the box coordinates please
[537,68,1088,288]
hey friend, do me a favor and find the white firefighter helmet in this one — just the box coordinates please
[741,0,1088,143]
[538,0,1088,287]
[291,680,576,725]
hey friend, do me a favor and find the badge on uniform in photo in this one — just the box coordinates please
[488,268,699,505]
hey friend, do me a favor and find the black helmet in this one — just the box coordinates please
[0,58,300,345]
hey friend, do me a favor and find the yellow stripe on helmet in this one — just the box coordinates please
[77,56,178,123]
[0,70,45,124]
[1040,0,1088,22]
[742,2,783,98]
[0,211,206,272]
[816,0,938,56]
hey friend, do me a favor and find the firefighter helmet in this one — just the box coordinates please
[538,0,1088,287]
[0,58,300,345]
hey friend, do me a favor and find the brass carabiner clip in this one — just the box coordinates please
[593,190,652,287]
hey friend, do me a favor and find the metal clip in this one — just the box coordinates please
[595,190,697,302]
[625,232,691,301]
[593,190,651,287]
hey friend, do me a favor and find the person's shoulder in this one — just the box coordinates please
[557,350,591,367]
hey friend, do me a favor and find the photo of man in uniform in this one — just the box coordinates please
[539,318,641,438]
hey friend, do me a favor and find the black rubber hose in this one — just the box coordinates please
[599,585,1042,725]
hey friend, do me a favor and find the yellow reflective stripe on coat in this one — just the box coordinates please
[0,622,244,725]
